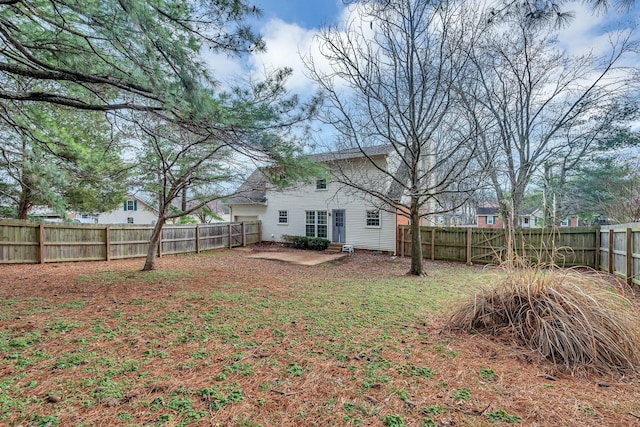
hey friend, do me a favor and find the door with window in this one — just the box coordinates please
[332,209,345,243]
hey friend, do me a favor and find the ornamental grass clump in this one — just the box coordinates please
[447,268,640,375]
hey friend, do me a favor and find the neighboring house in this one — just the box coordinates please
[591,215,611,226]
[28,206,64,222]
[559,214,583,227]
[434,213,464,227]
[519,208,544,228]
[227,146,399,253]
[70,213,98,224]
[193,199,230,223]
[476,207,503,228]
[396,207,430,227]
[97,193,158,224]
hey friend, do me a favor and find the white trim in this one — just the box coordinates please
[277,210,288,225]
[305,210,328,238]
[365,209,381,228]
[315,178,327,190]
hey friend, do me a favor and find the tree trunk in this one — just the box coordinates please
[17,185,31,220]
[408,198,424,275]
[142,217,165,271]
[503,213,515,270]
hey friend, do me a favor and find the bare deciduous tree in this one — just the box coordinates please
[307,0,484,275]
[461,4,638,258]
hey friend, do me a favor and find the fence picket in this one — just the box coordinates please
[398,225,599,268]
[0,220,260,264]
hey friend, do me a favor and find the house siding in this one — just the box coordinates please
[97,197,158,224]
[260,182,395,252]
[229,158,397,253]
[477,215,503,229]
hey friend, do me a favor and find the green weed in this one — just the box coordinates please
[486,409,521,423]
[451,387,471,401]
[479,368,497,381]
[286,363,304,377]
[381,414,406,427]
[422,404,441,415]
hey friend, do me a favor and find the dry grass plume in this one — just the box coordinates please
[447,268,640,375]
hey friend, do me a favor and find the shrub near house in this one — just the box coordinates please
[282,235,330,251]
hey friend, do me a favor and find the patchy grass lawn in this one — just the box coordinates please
[0,248,639,426]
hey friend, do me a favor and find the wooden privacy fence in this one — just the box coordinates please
[397,226,600,268]
[599,224,640,286]
[0,220,261,264]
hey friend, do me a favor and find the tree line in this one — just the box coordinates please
[308,0,639,274]
[0,0,637,273]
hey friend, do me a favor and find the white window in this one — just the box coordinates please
[306,211,327,238]
[560,218,570,227]
[486,215,495,225]
[366,210,380,227]
[278,210,288,224]
[125,200,137,211]
[316,178,327,190]
[127,217,134,224]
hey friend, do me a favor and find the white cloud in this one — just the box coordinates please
[557,1,637,57]
[199,49,249,90]
[247,18,322,93]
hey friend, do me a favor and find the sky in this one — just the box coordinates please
[252,0,344,28]
[201,0,640,139]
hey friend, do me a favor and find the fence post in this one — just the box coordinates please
[105,225,111,262]
[431,228,435,261]
[228,223,233,249]
[401,227,405,257]
[242,222,246,247]
[594,228,600,270]
[466,228,472,265]
[196,225,200,253]
[627,228,633,285]
[608,229,614,274]
[39,224,45,264]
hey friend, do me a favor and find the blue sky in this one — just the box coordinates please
[199,1,639,137]
[211,1,639,91]
[252,0,343,28]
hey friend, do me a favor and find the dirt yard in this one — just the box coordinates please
[0,246,639,426]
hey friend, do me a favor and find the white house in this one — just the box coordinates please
[227,146,400,253]
[97,193,158,224]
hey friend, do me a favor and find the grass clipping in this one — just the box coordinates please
[447,268,640,375]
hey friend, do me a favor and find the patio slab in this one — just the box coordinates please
[245,251,347,266]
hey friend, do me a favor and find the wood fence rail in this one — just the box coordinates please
[0,220,261,264]
[397,226,600,268]
[599,224,640,286]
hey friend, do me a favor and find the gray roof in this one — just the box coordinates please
[309,144,394,162]
[519,207,539,216]
[227,145,394,205]
[476,207,499,216]
[226,169,268,204]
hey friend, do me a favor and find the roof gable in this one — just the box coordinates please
[227,145,393,205]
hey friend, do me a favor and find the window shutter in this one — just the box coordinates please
[134,200,138,211]
[123,202,127,211]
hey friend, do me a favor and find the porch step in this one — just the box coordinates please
[325,243,344,253]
